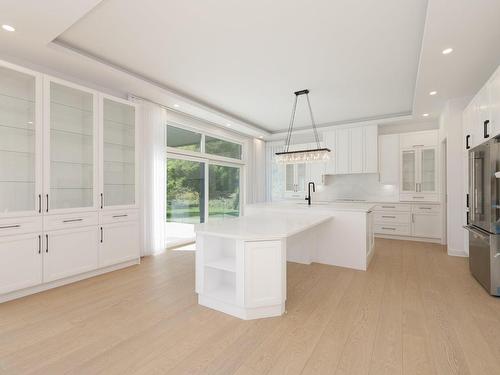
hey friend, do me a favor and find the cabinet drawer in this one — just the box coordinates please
[100,209,139,224]
[0,216,42,236]
[374,224,410,236]
[412,204,440,214]
[373,212,410,224]
[399,193,438,202]
[44,212,98,231]
[372,203,410,212]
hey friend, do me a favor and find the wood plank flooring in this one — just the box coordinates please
[1,239,500,374]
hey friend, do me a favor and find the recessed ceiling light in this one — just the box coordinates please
[258,135,263,139]
[226,123,231,127]
[2,24,15,32]
[429,91,437,96]
[422,113,429,117]
[173,104,180,108]
[442,47,453,55]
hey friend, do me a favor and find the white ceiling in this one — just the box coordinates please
[1,0,499,137]
[56,0,428,132]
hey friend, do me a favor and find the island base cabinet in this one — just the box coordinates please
[43,227,99,283]
[99,222,140,268]
[0,233,42,294]
[244,240,285,308]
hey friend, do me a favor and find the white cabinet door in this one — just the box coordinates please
[43,226,99,282]
[323,130,336,174]
[44,77,98,214]
[400,149,417,193]
[100,95,138,209]
[350,127,363,173]
[0,233,42,294]
[490,67,500,137]
[307,162,325,186]
[244,240,284,308]
[477,85,492,142]
[363,125,378,173]
[420,147,437,193]
[463,105,473,152]
[379,134,399,184]
[336,128,350,174]
[0,62,43,217]
[412,213,441,239]
[99,221,140,267]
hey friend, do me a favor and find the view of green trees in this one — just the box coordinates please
[166,159,240,223]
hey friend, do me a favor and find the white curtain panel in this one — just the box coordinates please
[265,141,285,201]
[246,138,267,204]
[132,98,166,256]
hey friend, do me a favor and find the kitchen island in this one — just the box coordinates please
[195,202,374,320]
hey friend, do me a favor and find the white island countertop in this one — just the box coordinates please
[195,212,333,240]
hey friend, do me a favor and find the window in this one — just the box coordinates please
[205,136,242,159]
[167,125,201,152]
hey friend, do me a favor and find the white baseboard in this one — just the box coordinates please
[0,259,140,304]
[447,248,468,257]
[375,234,442,244]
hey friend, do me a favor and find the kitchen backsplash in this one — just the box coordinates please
[313,173,399,202]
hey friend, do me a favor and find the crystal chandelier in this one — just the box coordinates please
[275,89,331,164]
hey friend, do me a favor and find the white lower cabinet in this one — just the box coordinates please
[43,227,99,283]
[412,212,441,239]
[373,203,441,241]
[99,221,140,268]
[0,233,42,294]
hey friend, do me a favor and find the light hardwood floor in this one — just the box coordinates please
[1,239,500,375]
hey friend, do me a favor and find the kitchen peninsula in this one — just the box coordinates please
[195,202,374,320]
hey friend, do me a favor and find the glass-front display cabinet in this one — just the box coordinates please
[101,96,137,209]
[0,63,42,217]
[45,78,98,213]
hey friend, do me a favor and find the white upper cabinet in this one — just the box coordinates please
[463,65,500,150]
[350,127,363,173]
[100,96,138,209]
[399,131,438,202]
[323,124,378,175]
[44,77,98,213]
[363,125,378,173]
[0,63,42,217]
[378,134,399,185]
[490,67,500,137]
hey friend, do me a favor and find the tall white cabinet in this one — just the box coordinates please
[0,61,140,303]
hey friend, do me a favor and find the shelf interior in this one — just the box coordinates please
[205,257,236,273]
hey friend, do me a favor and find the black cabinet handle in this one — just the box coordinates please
[46,194,49,212]
[38,235,41,254]
[100,227,103,243]
[466,193,469,208]
[38,194,41,213]
[484,120,490,138]
[466,134,470,149]
[45,234,48,253]
[100,193,103,209]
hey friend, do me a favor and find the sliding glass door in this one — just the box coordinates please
[208,164,240,219]
[167,157,205,224]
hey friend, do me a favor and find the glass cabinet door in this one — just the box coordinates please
[102,98,136,207]
[401,150,416,192]
[0,65,40,215]
[296,163,306,192]
[285,164,295,192]
[48,81,95,210]
[420,148,436,192]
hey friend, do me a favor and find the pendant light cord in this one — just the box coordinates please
[283,91,321,152]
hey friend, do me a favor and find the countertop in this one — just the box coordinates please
[195,212,333,240]
[245,201,376,213]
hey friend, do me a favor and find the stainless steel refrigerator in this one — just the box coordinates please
[465,138,500,296]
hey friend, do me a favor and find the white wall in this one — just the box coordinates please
[439,97,470,256]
